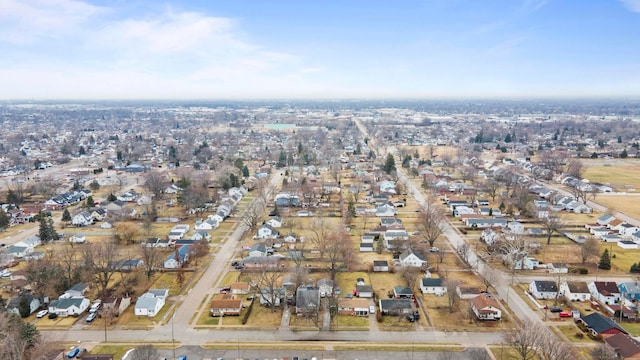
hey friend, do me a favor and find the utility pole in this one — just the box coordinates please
[171,314,176,360]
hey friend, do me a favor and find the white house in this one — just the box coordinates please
[71,211,93,226]
[529,280,558,299]
[265,216,283,228]
[134,289,168,317]
[190,230,211,242]
[560,281,591,302]
[248,243,268,257]
[195,218,219,231]
[420,278,446,295]
[359,243,374,252]
[69,233,87,244]
[398,248,427,267]
[480,228,500,245]
[619,224,640,237]
[470,294,502,320]
[618,241,639,250]
[588,281,620,305]
[163,245,190,269]
[256,224,279,239]
[48,297,90,317]
[514,257,540,270]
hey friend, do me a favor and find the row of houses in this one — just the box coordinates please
[529,280,640,306]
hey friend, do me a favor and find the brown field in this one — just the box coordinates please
[369,271,406,298]
[243,302,282,328]
[583,160,640,190]
[592,195,640,220]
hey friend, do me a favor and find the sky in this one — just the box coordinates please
[0,0,639,100]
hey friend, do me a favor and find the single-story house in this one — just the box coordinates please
[259,287,285,307]
[578,312,628,337]
[359,242,374,252]
[393,286,413,299]
[230,282,251,295]
[548,262,569,274]
[618,240,639,250]
[134,289,168,317]
[48,297,90,317]
[420,278,446,295]
[529,280,558,300]
[373,260,389,272]
[379,299,413,316]
[398,248,427,267]
[210,299,243,317]
[163,245,190,269]
[256,224,279,239]
[6,293,41,316]
[63,282,89,298]
[69,233,87,244]
[241,256,281,269]
[249,243,268,257]
[514,257,540,270]
[470,293,502,321]
[337,298,370,316]
[603,333,640,359]
[265,216,283,228]
[456,286,483,300]
[102,296,131,316]
[619,282,640,301]
[560,281,591,302]
[355,285,373,298]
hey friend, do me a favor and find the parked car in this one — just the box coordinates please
[429,247,440,252]
[369,305,376,314]
[549,307,562,313]
[220,287,231,294]
[86,312,97,323]
[36,310,49,318]
[231,261,239,266]
[67,347,80,358]
[356,278,365,286]
[405,314,416,322]
[559,311,572,318]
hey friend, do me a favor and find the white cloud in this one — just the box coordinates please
[621,0,640,12]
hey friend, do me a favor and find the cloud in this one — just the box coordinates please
[621,0,640,12]
[0,0,328,99]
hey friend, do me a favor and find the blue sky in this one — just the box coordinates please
[1,0,639,99]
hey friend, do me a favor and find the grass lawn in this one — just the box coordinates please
[583,160,640,191]
[35,314,79,329]
[196,309,220,326]
[332,314,370,328]
[289,312,322,329]
[152,272,193,295]
[593,196,640,220]
[490,346,541,360]
[620,322,640,336]
[369,271,406,298]
[378,314,416,330]
[220,271,241,286]
[243,303,282,329]
[335,271,370,296]
[90,345,137,360]
[553,324,593,343]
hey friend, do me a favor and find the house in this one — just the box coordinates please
[589,281,621,305]
[506,221,525,234]
[90,208,107,221]
[63,282,89,298]
[355,285,373,298]
[379,299,413,316]
[317,278,334,298]
[393,286,413,299]
[560,281,591,302]
[16,235,41,250]
[259,287,285,307]
[480,228,500,245]
[248,243,268,257]
[548,262,569,274]
[373,260,389,272]
[48,297,90,317]
[112,259,144,272]
[578,312,628,337]
[241,256,281,269]
[191,230,211,242]
[529,280,558,299]
[256,224,279,239]
[619,240,639,250]
[163,245,190,269]
[7,245,31,258]
[597,213,616,226]
[265,216,283,228]
[295,286,321,315]
[603,333,640,359]
[619,282,640,301]
[134,289,168,317]
[6,293,41,316]
[210,299,243,317]
[514,257,540,270]
[398,248,427,267]
[383,229,409,249]
[69,233,87,244]
[337,298,370,316]
[195,218,219,231]
[359,243,374,252]
[619,223,640,237]
[456,286,483,300]
[420,278,446,295]
[470,293,502,321]
[101,296,131,316]
[465,218,507,229]
[230,282,251,295]
[71,211,93,226]
[375,204,396,217]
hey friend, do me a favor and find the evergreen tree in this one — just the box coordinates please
[504,133,512,143]
[277,151,287,168]
[18,295,31,318]
[38,212,57,243]
[620,149,629,158]
[89,180,100,191]
[242,165,250,177]
[402,155,412,168]
[0,208,9,229]
[383,153,396,174]
[61,209,71,223]
[598,248,611,270]
[6,189,21,205]
[107,193,117,202]
[85,196,94,207]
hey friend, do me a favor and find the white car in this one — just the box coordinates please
[36,310,48,318]
[369,305,376,314]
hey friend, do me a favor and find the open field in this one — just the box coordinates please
[592,195,640,220]
[583,160,640,191]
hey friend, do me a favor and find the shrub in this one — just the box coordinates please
[48,313,58,319]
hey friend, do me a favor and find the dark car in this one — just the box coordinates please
[220,287,231,294]
[549,307,562,313]
[405,314,416,322]
[231,261,239,266]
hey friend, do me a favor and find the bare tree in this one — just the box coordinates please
[0,312,43,360]
[131,344,159,360]
[114,222,139,245]
[566,159,584,179]
[56,243,79,287]
[445,279,459,313]
[189,240,210,266]
[254,271,282,314]
[307,218,332,260]
[143,170,168,199]
[139,245,162,281]
[417,201,446,247]
[590,344,617,360]
[398,266,422,292]
[33,175,62,199]
[457,242,472,267]
[478,266,499,293]
[83,240,121,296]
[570,184,597,204]
[541,213,563,245]
[241,205,263,230]
[503,319,545,360]
[538,329,576,360]
[325,231,354,280]
[579,236,600,264]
